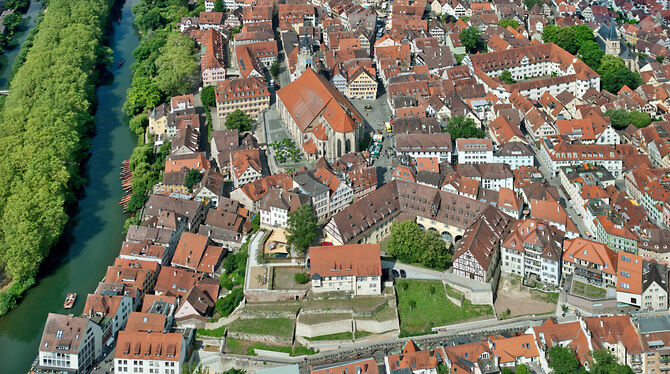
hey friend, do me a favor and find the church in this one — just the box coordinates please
[596,18,639,72]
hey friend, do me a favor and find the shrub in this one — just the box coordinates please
[294,272,309,284]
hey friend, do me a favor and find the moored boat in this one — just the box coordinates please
[63,293,77,309]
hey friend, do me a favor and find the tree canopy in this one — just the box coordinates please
[498,19,519,29]
[589,350,633,374]
[499,69,515,84]
[201,85,216,109]
[547,346,581,374]
[0,0,115,310]
[154,33,200,97]
[542,25,594,55]
[459,27,486,54]
[225,109,254,132]
[286,205,318,255]
[443,115,486,139]
[578,41,605,70]
[604,109,651,129]
[213,0,225,11]
[184,169,202,192]
[387,221,451,270]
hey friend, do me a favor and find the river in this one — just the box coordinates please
[0,0,139,372]
[0,0,42,89]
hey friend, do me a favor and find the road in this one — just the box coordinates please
[529,140,592,237]
[381,260,443,280]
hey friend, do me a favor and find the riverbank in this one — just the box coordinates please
[0,0,139,370]
[121,0,201,224]
[0,0,116,315]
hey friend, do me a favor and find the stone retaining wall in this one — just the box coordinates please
[354,317,399,333]
[295,317,353,338]
[227,331,293,345]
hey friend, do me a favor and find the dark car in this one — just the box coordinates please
[391,269,400,278]
[400,269,407,278]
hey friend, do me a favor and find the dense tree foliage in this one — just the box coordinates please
[499,69,515,84]
[443,115,486,139]
[523,0,544,10]
[547,346,581,374]
[287,205,318,255]
[498,19,519,29]
[201,84,216,108]
[542,25,594,55]
[590,350,633,374]
[578,41,605,70]
[604,108,651,129]
[213,0,225,12]
[459,27,486,54]
[215,287,243,316]
[184,169,202,191]
[0,0,114,312]
[225,109,254,131]
[387,221,451,270]
[154,33,200,97]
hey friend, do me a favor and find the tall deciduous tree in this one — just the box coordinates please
[286,205,318,255]
[225,109,254,131]
[578,41,604,70]
[387,221,451,270]
[201,85,216,109]
[213,0,225,11]
[459,27,486,54]
[154,33,200,97]
[444,115,486,139]
[547,346,580,374]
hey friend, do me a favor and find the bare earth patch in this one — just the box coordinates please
[494,274,557,318]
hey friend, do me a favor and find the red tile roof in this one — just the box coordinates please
[309,244,381,278]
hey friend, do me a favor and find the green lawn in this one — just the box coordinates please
[572,280,606,299]
[196,325,226,337]
[228,317,294,338]
[531,289,559,304]
[395,280,493,336]
[225,338,317,357]
[354,331,374,339]
[305,332,353,341]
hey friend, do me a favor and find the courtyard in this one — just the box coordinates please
[494,274,558,319]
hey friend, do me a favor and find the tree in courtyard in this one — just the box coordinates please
[499,69,515,84]
[225,109,254,132]
[184,169,203,192]
[286,205,318,255]
[589,349,633,374]
[629,110,652,128]
[657,56,665,63]
[498,19,519,29]
[459,27,486,54]
[213,0,225,11]
[270,58,280,79]
[604,109,630,129]
[601,67,642,94]
[547,346,581,374]
[523,0,543,10]
[443,115,486,139]
[578,41,604,70]
[387,220,451,270]
[201,85,216,109]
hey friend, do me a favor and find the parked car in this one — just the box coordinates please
[400,269,407,278]
[320,241,333,246]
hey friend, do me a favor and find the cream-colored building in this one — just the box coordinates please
[346,67,377,100]
[215,76,270,121]
[310,244,382,295]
